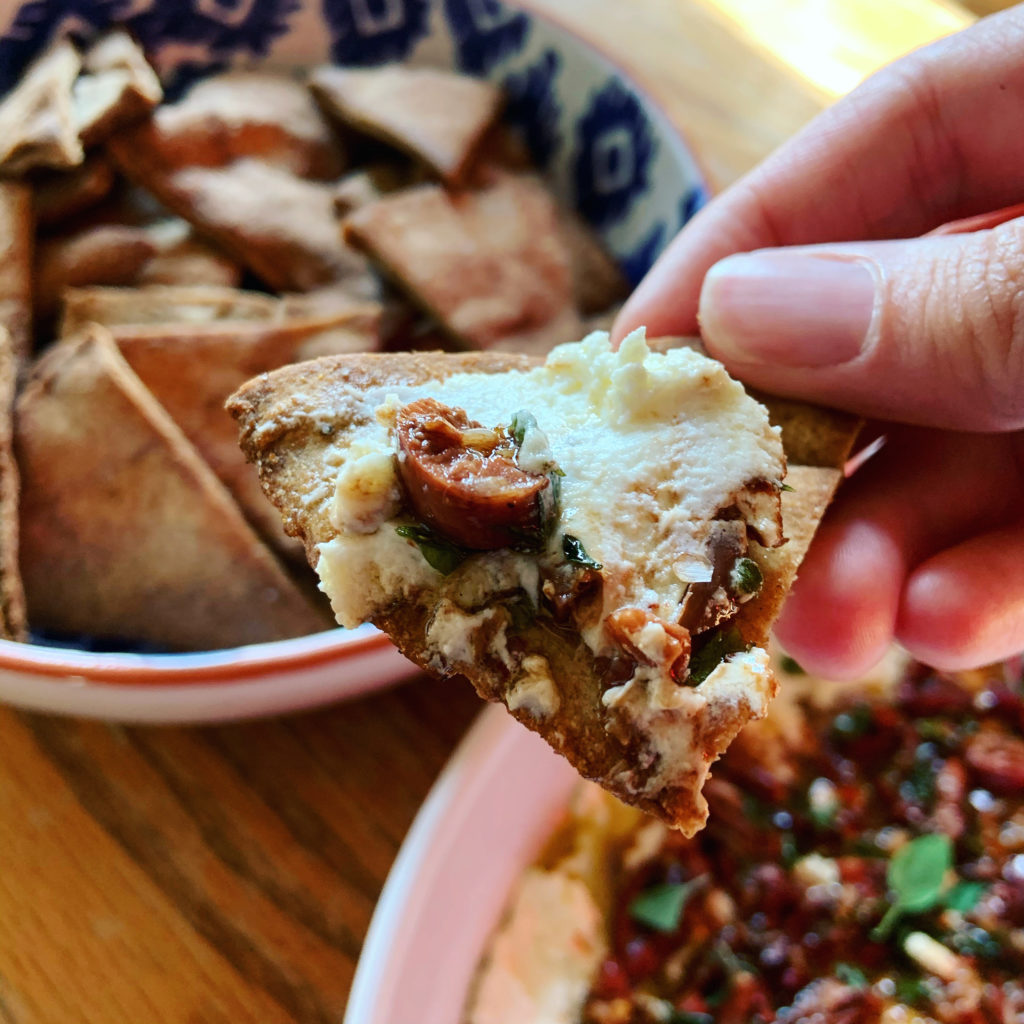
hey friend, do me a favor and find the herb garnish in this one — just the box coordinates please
[781,483,796,492]
[780,655,805,675]
[729,557,763,596]
[688,626,747,685]
[629,876,705,933]
[834,962,869,989]
[509,409,536,449]
[562,534,602,570]
[871,834,952,940]
[944,879,987,914]
[395,524,469,575]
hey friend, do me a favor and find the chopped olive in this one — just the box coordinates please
[831,704,874,739]
[395,523,469,575]
[780,654,805,675]
[562,533,602,570]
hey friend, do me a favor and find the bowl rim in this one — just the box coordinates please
[0,626,390,685]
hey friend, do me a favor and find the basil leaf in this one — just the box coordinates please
[629,876,703,933]
[395,524,468,575]
[688,626,747,685]
[872,834,953,940]
[781,482,796,492]
[509,409,536,449]
[729,557,763,596]
[945,880,987,914]
[834,962,868,989]
[562,534,602,570]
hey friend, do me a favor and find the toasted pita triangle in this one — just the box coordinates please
[311,65,502,185]
[343,174,575,348]
[0,38,82,174]
[60,284,282,337]
[112,311,382,562]
[16,325,331,650]
[228,345,859,830]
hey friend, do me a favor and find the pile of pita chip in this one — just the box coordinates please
[0,37,632,651]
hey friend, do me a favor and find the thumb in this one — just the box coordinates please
[698,221,1024,431]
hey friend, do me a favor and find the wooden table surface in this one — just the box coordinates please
[0,1,1000,1021]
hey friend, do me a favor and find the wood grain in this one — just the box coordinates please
[0,0,998,1021]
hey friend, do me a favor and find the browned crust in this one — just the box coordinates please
[17,325,331,650]
[0,328,26,640]
[0,180,33,358]
[227,348,858,828]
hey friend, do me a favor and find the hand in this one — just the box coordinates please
[614,6,1024,679]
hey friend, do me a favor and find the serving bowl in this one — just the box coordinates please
[0,0,706,721]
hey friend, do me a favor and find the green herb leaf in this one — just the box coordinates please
[780,655,805,675]
[944,880,987,914]
[562,534,602,570]
[509,409,537,449]
[871,834,953,940]
[894,975,929,1006]
[834,962,869,989]
[729,557,763,596]
[629,876,703,933]
[395,524,468,576]
[781,483,796,492]
[687,626,747,685]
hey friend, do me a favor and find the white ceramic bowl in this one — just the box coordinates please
[0,0,707,720]
[346,705,573,1023]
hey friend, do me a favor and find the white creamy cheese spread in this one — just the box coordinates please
[316,328,784,647]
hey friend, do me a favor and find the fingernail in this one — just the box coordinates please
[699,251,877,367]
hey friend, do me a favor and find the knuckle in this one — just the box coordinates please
[932,225,1024,430]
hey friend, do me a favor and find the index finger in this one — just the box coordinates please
[615,5,1024,340]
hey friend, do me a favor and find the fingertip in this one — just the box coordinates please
[897,536,1024,670]
[773,517,903,680]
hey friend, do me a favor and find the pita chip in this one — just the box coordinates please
[343,173,574,348]
[0,328,26,640]
[0,180,32,357]
[16,325,331,650]
[35,224,158,318]
[228,335,859,831]
[114,311,382,560]
[73,30,162,147]
[311,65,501,185]
[32,154,116,226]
[129,70,345,178]
[105,146,370,292]
[0,38,82,174]
[60,284,282,337]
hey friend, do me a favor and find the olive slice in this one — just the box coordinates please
[395,398,550,551]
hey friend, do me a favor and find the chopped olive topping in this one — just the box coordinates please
[584,663,1024,1024]
[395,523,469,575]
[729,556,763,596]
[562,533,602,570]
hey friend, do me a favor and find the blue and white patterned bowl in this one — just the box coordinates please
[0,0,709,722]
